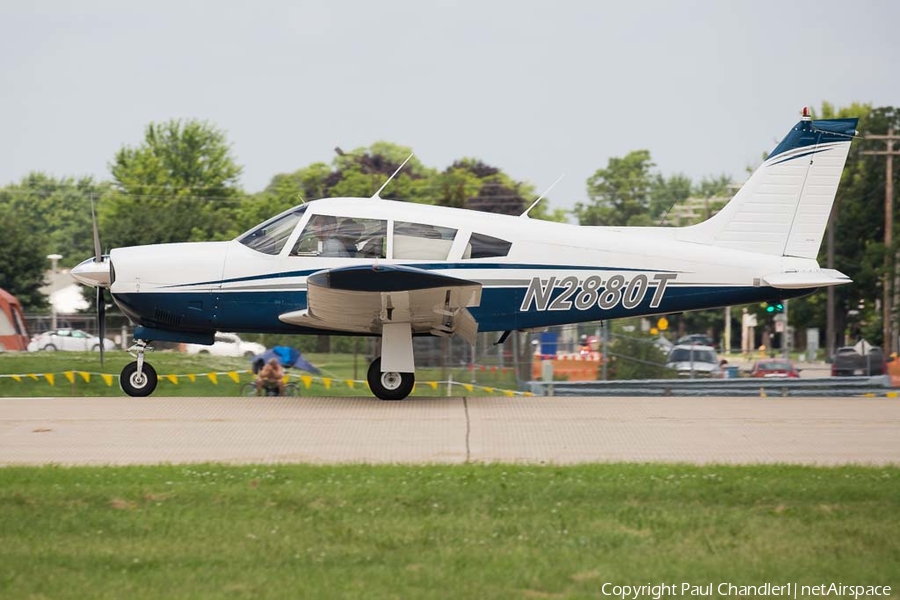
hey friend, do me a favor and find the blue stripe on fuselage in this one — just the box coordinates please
[113,284,811,340]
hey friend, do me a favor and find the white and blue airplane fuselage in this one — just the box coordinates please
[72,112,858,400]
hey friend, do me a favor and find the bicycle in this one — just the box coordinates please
[241,381,300,397]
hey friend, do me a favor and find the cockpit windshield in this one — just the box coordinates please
[237,206,308,255]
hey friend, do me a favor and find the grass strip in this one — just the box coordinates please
[1,463,897,599]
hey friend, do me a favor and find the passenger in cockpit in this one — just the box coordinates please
[336,220,364,257]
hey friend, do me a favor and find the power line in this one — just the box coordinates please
[0,186,536,204]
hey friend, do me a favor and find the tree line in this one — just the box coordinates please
[1,102,896,354]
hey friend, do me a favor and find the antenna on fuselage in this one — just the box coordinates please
[657,205,673,227]
[520,174,564,217]
[371,153,414,199]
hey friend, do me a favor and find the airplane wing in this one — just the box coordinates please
[278,264,483,345]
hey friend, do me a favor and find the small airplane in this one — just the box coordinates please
[73,108,858,400]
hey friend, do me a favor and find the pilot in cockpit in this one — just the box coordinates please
[310,215,348,257]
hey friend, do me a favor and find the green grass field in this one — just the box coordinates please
[0,351,523,397]
[0,464,897,599]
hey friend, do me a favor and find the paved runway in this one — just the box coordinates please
[1,396,898,466]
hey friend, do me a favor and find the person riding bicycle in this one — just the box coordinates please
[256,358,286,396]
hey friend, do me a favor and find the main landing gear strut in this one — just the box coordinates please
[367,322,416,401]
[120,340,158,397]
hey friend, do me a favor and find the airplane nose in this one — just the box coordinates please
[71,256,112,288]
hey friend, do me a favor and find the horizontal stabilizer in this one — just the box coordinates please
[761,269,851,289]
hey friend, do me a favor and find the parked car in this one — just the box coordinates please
[676,333,715,347]
[27,328,115,352]
[665,344,721,377]
[830,345,885,376]
[183,332,265,358]
[749,359,800,378]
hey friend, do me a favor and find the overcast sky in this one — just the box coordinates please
[1,0,897,213]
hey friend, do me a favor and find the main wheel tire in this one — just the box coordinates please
[120,361,158,397]
[367,358,414,401]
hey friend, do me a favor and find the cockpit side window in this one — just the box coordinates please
[292,216,387,258]
[237,206,308,255]
[392,221,457,260]
[463,232,512,259]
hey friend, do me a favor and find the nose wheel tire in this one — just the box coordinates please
[120,361,158,397]
[367,358,414,401]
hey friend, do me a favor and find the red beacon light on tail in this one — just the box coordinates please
[801,106,812,120]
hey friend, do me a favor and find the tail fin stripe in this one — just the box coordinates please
[770,147,829,166]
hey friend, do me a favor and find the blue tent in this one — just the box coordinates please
[250,346,320,375]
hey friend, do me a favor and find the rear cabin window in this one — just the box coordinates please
[393,222,457,260]
[464,232,512,259]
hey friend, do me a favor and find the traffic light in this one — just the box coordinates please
[765,301,784,314]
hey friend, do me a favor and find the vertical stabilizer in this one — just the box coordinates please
[677,113,858,259]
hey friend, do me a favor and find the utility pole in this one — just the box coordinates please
[601,321,609,380]
[47,254,62,330]
[826,204,837,357]
[724,306,731,355]
[782,300,789,359]
[862,128,900,353]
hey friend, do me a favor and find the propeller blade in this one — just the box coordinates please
[91,196,102,263]
[97,287,106,367]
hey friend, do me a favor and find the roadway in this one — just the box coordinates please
[1,396,897,466]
